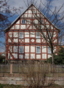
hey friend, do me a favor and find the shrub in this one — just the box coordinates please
[0,55,5,63]
[46,46,64,65]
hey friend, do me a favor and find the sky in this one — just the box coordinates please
[0,0,64,52]
[7,0,64,13]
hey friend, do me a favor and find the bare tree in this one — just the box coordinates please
[0,0,23,52]
[24,0,64,68]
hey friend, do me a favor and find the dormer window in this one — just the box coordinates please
[21,19,25,24]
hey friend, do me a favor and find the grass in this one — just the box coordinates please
[0,84,22,88]
[0,84,64,88]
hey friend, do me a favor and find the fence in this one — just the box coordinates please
[0,63,64,73]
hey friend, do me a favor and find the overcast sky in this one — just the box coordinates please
[7,0,64,14]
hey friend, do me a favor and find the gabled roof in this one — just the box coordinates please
[4,4,60,32]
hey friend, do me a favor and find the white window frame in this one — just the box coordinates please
[36,46,41,53]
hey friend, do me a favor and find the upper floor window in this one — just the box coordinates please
[19,46,24,53]
[19,32,23,38]
[21,19,25,24]
[36,32,40,38]
[36,46,41,53]
[48,46,51,54]
[39,20,43,24]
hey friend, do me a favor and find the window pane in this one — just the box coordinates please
[36,46,40,53]
[39,20,43,24]
[21,19,25,24]
[14,46,18,52]
[19,32,23,38]
[19,46,24,53]
[48,47,51,54]
[36,32,40,38]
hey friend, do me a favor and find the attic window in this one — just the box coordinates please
[21,19,25,24]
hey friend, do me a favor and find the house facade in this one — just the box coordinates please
[4,4,59,61]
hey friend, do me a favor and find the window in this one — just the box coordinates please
[21,19,25,24]
[19,46,24,53]
[36,32,40,38]
[39,20,43,24]
[36,46,41,53]
[48,47,51,54]
[19,32,23,38]
[14,46,18,52]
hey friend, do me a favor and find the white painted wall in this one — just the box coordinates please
[21,25,25,29]
[33,19,38,24]
[31,46,35,52]
[36,39,41,43]
[29,25,32,29]
[53,32,56,37]
[15,25,19,29]
[12,53,17,59]
[11,26,14,29]
[19,55,23,59]
[28,10,32,13]
[42,54,46,59]
[13,32,18,37]
[25,46,29,52]
[48,55,51,58]
[25,32,29,37]
[24,14,27,17]
[30,32,35,37]
[54,39,57,43]
[42,46,46,53]
[16,20,20,24]
[25,54,29,59]
[31,54,35,59]
[28,14,32,18]
[8,39,11,43]
[25,39,29,43]
[8,32,12,37]
[36,55,41,59]
[13,39,18,43]
[8,53,12,59]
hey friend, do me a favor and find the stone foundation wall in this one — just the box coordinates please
[0,73,64,86]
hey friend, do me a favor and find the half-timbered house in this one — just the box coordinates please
[4,4,59,61]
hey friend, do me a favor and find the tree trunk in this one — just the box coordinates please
[51,52,55,72]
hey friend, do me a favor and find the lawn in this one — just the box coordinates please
[0,84,64,88]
